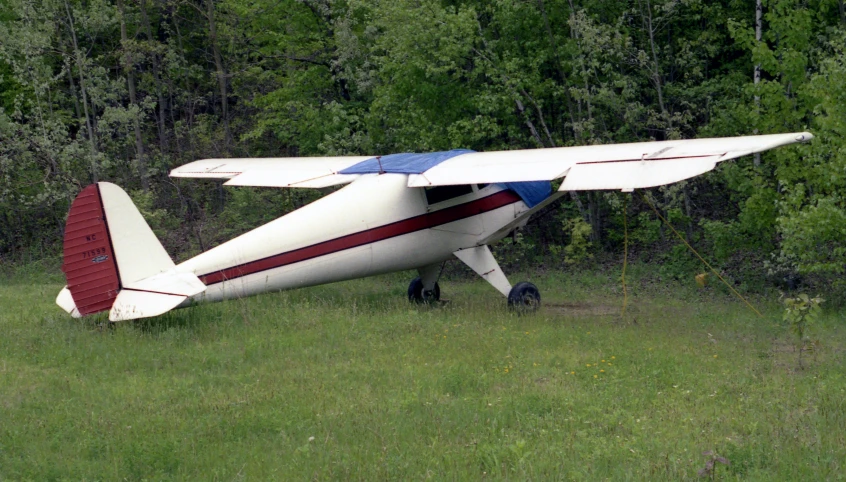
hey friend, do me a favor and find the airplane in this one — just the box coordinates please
[56,132,813,321]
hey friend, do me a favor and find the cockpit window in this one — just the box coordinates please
[424,185,474,205]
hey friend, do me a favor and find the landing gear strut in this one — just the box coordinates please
[408,277,440,304]
[508,281,541,313]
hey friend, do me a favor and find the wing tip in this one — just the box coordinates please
[796,132,814,142]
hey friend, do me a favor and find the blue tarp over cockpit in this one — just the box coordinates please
[339,149,552,208]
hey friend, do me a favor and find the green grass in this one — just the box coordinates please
[1,268,845,480]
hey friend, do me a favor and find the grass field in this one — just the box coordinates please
[1,267,845,480]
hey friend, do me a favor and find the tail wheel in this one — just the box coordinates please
[508,282,541,313]
[408,277,440,304]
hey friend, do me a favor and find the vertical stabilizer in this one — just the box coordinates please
[97,182,175,285]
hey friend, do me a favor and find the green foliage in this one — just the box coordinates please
[560,217,594,265]
[127,189,180,241]
[776,34,846,277]
[0,0,845,297]
[783,293,824,368]
[657,243,702,281]
[492,231,537,270]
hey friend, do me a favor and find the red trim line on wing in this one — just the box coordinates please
[576,154,723,165]
[199,190,522,286]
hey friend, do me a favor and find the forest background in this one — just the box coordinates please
[1,0,846,295]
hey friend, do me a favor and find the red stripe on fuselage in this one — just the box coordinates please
[199,190,522,285]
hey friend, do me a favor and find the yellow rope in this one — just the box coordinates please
[621,193,629,318]
[639,191,763,318]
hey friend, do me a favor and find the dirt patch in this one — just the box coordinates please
[543,302,624,317]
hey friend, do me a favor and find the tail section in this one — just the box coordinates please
[59,182,205,321]
[61,184,122,316]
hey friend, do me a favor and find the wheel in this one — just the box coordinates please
[408,277,440,304]
[508,281,541,313]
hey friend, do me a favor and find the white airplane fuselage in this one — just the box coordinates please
[175,174,530,304]
[57,132,813,321]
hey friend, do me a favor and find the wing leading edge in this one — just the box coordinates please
[407,132,813,191]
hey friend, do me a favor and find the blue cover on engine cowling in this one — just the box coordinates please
[502,181,552,208]
[339,149,552,208]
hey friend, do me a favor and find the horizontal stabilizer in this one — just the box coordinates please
[110,271,205,321]
[56,286,82,318]
[109,290,189,322]
[124,271,206,297]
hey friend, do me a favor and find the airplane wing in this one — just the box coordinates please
[170,156,372,188]
[170,132,812,191]
[407,132,813,191]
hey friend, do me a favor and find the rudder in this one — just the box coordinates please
[61,184,121,316]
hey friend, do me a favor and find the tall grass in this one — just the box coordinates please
[1,269,844,480]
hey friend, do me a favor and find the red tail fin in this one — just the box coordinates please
[61,184,121,316]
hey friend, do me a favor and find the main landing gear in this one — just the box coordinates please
[408,277,441,303]
[507,281,541,313]
[410,245,542,313]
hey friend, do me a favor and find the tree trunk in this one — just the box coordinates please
[62,55,82,120]
[206,0,232,153]
[683,184,693,242]
[118,0,149,190]
[514,97,544,146]
[521,87,556,147]
[567,0,584,130]
[641,0,670,134]
[63,0,98,181]
[139,0,168,155]
[587,191,601,243]
[754,0,762,166]
[537,0,577,140]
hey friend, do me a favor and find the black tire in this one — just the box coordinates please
[508,281,541,313]
[408,277,440,303]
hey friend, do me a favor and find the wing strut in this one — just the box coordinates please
[453,245,512,297]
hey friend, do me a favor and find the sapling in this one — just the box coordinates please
[783,293,824,369]
[697,450,730,479]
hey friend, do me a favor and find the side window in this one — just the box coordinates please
[424,185,474,205]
